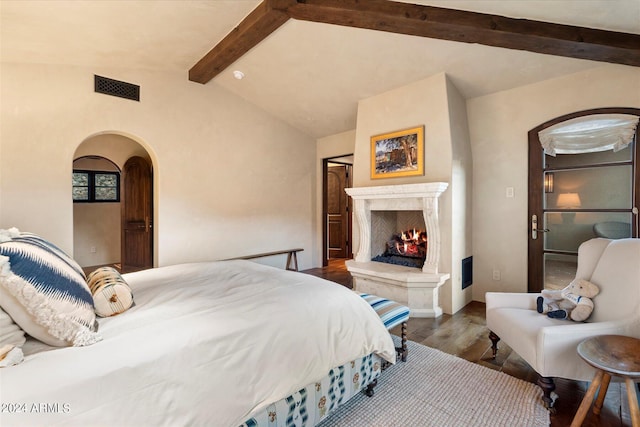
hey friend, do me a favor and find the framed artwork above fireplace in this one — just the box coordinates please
[370,125,424,179]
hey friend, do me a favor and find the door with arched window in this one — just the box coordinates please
[528,108,640,293]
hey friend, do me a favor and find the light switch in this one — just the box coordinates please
[506,187,514,198]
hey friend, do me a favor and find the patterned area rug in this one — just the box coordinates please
[318,340,550,427]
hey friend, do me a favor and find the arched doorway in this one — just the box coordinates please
[73,133,155,273]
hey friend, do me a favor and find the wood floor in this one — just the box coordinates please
[303,259,636,427]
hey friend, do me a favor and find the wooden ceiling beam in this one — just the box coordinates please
[189,0,295,84]
[288,0,640,67]
[190,0,640,84]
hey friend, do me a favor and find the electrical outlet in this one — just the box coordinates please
[492,269,501,281]
[90,246,96,253]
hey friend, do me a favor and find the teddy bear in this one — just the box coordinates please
[536,278,600,322]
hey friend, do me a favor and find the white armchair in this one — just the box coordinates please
[486,238,640,409]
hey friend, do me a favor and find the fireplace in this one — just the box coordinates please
[372,227,427,268]
[370,211,428,269]
[345,182,450,318]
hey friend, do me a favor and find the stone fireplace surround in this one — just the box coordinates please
[345,182,450,318]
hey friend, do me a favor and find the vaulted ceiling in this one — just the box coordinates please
[2,0,639,138]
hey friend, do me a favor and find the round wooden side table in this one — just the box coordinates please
[570,335,640,427]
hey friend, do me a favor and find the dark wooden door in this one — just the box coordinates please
[121,156,153,272]
[327,164,351,259]
[528,108,639,293]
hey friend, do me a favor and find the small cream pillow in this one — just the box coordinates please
[0,306,25,367]
[0,345,24,367]
[87,267,134,317]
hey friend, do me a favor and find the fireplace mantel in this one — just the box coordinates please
[344,182,448,200]
[345,182,450,318]
[345,182,448,274]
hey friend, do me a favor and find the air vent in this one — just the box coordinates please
[94,75,140,101]
[462,256,473,289]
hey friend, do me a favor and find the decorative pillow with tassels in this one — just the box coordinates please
[0,228,101,347]
[87,266,134,317]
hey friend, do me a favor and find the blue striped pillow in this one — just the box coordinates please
[0,228,101,347]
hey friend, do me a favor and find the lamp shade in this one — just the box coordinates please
[557,192,582,208]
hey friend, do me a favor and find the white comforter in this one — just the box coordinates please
[0,260,395,427]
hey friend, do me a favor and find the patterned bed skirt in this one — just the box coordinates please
[240,353,383,427]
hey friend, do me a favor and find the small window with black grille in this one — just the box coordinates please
[73,170,120,203]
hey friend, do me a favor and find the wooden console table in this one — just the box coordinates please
[226,248,303,271]
[571,335,640,427]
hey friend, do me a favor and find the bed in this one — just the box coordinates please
[0,230,396,427]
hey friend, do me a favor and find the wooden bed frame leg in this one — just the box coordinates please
[365,379,378,397]
[489,331,500,359]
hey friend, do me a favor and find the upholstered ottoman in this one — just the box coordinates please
[358,293,410,362]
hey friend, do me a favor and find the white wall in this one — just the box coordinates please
[0,63,317,269]
[73,202,120,267]
[0,64,3,226]
[445,77,473,313]
[353,73,452,186]
[468,65,640,301]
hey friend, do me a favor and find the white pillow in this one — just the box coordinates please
[0,306,25,347]
[0,306,25,367]
[0,228,101,347]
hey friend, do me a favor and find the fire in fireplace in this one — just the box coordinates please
[372,228,427,268]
